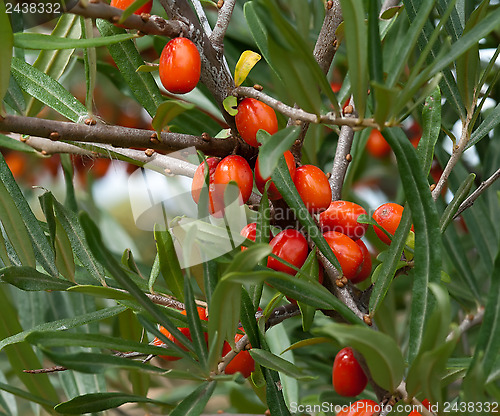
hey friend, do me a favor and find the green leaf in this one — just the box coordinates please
[96,19,164,117]
[42,349,166,374]
[11,57,87,122]
[313,322,405,392]
[0,134,36,153]
[183,277,208,369]
[382,128,441,363]
[250,349,315,381]
[152,100,195,137]
[256,126,300,178]
[262,366,290,416]
[455,0,487,110]
[0,155,58,276]
[439,173,475,233]
[467,103,500,150]
[372,82,399,126]
[240,287,261,350]
[25,331,175,356]
[223,96,238,116]
[155,229,184,303]
[4,75,26,114]
[0,287,59,405]
[0,304,126,351]
[79,213,196,360]
[0,266,73,291]
[0,180,36,267]
[417,86,441,175]
[0,1,13,110]
[13,32,137,50]
[271,157,342,273]
[0,382,56,409]
[339,0,368,117]
[367,0,383,85]
[170,381,217,416]
[208,244,271,370]
[47,193,106,284]
[27,14,81,117]
[468,249,500,380]
[55,392,172,414]
[297,250,320,332]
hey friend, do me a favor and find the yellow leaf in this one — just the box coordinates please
[234,50,261,87]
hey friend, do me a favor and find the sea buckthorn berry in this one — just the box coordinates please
[350,239,372,284]
[222,333,255,378]
[159,38,201,94]
[293,165,332,213]
[336,399,378,416]
[191,157,220,205]
[372,202,413,245]
[267,229,308,276]
[240,223,256,251]
[234,98,278,147]
[255,150,296,200]
[332,347,368,397]
[110,0,152,15]
[153,306,208,361]
[366,129,390,158]
[213,155,254,211]
[319,200,368,240]
[408,399,431,416]
[323,231,363,280]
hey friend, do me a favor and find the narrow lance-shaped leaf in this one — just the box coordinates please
[169,381,217,416]
[55,392,172,415]
[0,0,13,108]
[11,57,87,122]
[417,86,441,175]
[0,266,73,291]
[250,349,315,381]
[0,180,36,267]
[96,19,164,117]
[27,13,81,116]
[382,127,441,363]
[155,229,184,302]
[13,32,138,50]
[339,0,368,118]
[256,126,300,178]
[0,304,126,351]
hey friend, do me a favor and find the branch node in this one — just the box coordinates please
[84,118,96,126]
[326,0,333,9]
[217,0,224,8]
[140,12,151,22]
[345,153,352,162]
[145,148,155,157]
[202,132,211,142]
[49,131,60,141]
[363,314,373,326]
[253,84,263,91]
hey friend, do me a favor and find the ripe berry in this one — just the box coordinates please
[255,150,296,200]
[366,129,390,158]
[336,400,378,416]
[323,231,363,280]
[153,306,208,361]
[294,165,332,213]
[222,333,255,378]
[372,202,413,245]
[350,239,372,284]
[159,38,201,94]
[110,0,152,15]
[319,200,368,240]
[267,229,308,276]
[235,98,278,147]
[332,347,368,397]
[213,155,254,212]
[408,399,431,416]
[191,157,220,205]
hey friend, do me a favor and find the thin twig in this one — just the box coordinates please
[454,167,500,218]
[190,0,213,37]
[0,115,252,159]
[329,99,356,200]
[210,0,236,52]
[233,86,380,129]
[68,1,185,37]
[446,306,485,342]
[432,110,474,200]
[23,366,67,374]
